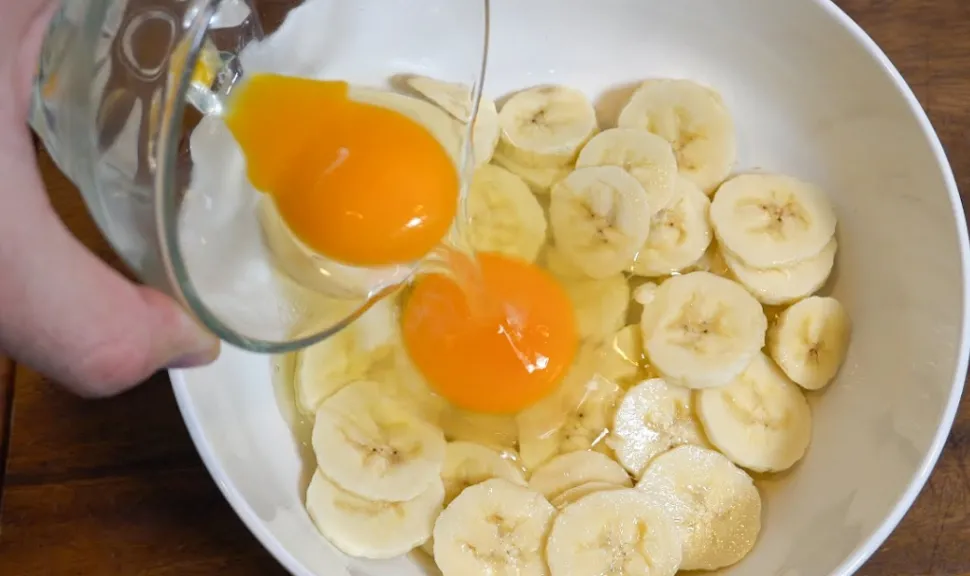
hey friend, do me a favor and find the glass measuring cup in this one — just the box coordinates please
[29,0,489,353]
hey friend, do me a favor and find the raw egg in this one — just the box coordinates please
[402,252,578,414]
[224,73,459,266]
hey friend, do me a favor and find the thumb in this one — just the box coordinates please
[0,131,220,398]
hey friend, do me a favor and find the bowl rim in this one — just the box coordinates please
[170,1,970,574]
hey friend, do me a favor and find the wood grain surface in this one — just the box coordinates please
[1,0,969,574]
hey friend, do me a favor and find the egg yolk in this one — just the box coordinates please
[402,252,578,414]
[223,73,459,266]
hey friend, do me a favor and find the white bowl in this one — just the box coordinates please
[171,0,970,574]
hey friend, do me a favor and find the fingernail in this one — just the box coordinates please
[168,348,220,369]
[167,311,221,369]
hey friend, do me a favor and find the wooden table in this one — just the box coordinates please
[2,0,970,574]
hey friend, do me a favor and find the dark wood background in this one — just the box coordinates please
[2,0,970,573]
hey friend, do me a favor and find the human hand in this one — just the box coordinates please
[0,0,220,397]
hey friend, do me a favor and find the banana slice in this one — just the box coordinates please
[469,100,500,167]
[295,299,398,414]
[440,408,519,451]
[546,489,683,576]
[632,281,659,306]
[597,325,643,386]
[637,445,762,571]
[404,75,500,167]
[464,164,547,262]
[696,352,812,472]
[617,79,736,193]
[517,372,623,470]
[312,380,447,501]
[441,442,527,506]
[517,327,643,470]
[724,238,837,305]
[384,345,449,425]
[710,173,837,269]
[608,378,709,478]
[562,273,631,343]
[632,176,713,277]
[768,296,851,390]
[640,271,767,389]
[528,450,632,500]
[492,150,571,195]
[432,478,556,576]
[497,85,598,168]
[549,166,652,279]
[540,244,589,281]
[405,75,476,119]
[305,470,444,559]
[421,441,528,557]
[576,127,678,215]
[689,243,731,277]
[551,481,623,510]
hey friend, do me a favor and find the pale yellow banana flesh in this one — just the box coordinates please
[276,71,850,575]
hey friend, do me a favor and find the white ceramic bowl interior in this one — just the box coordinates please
[171,0,970,574]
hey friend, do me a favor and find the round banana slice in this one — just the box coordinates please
[469,99,500,167]
[696,352,812,472]
[528,450,633,500]
[385,346,449,425]
[517,372,623,470]
[576,127,678,215]
[710,173,837,269]
[562,273,631,343]
[608,378,709,478]
[549,481,624,509]
[540,244,589,280]
[617,79,736,193]
[546,489,683,576]
[768,296,851,390]
[405,75,477,120]
[404,75,500,167]
[441,442,527,506]
[637,445,762,571]
[492,150,571,195]
[689,243,731,277]
[597,325,644,386]
[550,166,653,279]
[633,281,659,305]
[295,299,398,414]
[312,380,447,501]
[632,176,713,277]
[498,84,598,168]
[724,238,837,305]
[305,470,444,560]
[517,329,642,469]
[640,272,768,389]
[433,478,556,576]
[464,164,548,262]
[440,408,519,451]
